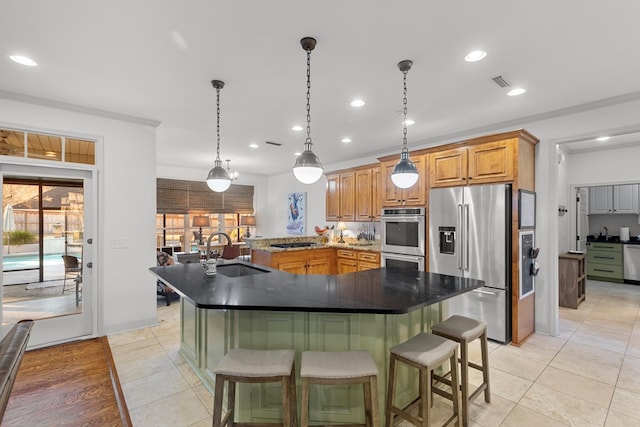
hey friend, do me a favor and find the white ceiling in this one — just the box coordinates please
[2,1,640,176]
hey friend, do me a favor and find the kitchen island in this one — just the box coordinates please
[150,261,484,424]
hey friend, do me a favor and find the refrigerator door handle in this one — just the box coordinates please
[457,204,463,269]
[472,289,498,296]
[464,203,470,270]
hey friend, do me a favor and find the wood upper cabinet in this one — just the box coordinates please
[381,154,427,207]
[326,172,355,222]
[355,166,382,221]
[430,140,514,188]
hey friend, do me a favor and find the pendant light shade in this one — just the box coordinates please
[391,60,419,189]
[207,158,232,192]
[292,37,323,184]
[206,79,231,192]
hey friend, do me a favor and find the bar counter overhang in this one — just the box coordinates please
[150,261,484,423]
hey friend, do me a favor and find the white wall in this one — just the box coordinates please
[0,98,158,335]
[567,143,640,186]
[264,172,327,238]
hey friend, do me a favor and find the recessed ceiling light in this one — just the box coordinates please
[249,143,259,148]
[403,119,415,126]
[596,136,611,142]
[44,151,57,157]
[294,152,302,156]
[464,50,487,62]
[9,55,37,67]
[291,125,303,131]
[341,138,351,143]
[507,88,526,96]
[350,99,365,107]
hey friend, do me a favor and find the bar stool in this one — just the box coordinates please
[212,348,297,427]
[386,333,460,427]
[300,350,379,427]
[431,315,490,427]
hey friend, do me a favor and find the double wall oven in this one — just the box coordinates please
[380,207,426,271]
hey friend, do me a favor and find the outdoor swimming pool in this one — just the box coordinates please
[2,253,65,271]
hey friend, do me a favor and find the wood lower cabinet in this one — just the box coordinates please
[253,248,336,275]
[336,249,381,273]
[559,253,586,309]
[381,154,427,206]
[430,140,514,188]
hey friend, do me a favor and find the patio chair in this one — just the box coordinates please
[61,255,82,295]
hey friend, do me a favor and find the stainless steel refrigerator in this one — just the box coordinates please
[429,184,512,343]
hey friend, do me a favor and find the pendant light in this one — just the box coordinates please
[292,36,324,184]
[206,79,232,192]
[391,60,419,189]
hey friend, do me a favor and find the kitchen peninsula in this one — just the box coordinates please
[150,260,483,423]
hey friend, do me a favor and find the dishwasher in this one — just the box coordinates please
[623,244,640,283]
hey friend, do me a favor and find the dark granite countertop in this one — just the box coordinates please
[149,261,484,314]
[587,235,640,245]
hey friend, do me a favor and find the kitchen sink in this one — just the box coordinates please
[216,264,271,277]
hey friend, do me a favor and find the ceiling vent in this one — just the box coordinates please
[491,75,511,88]
[265,141,282,146]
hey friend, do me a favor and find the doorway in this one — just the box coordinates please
[1,164,95,347]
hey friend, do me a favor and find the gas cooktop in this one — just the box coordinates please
[269,242,318,248]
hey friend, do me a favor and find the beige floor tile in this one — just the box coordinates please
[605,409,640,426]
[109,335,165,363]
[156,330,181,352]
[609,388,640,421]
[116,350,178,383]
[520,384,608,426]
[558,318,582,340]
[467,392,515,427]
[176,358,204,387]
[122,365,191,409]
[193,383,214,416]
[487,345,549,381]
[617,355,640,394]
[517,334,567,363]
[569,324,630,354]
[536,366,614,408]
[467,366,532,403]
[129,388,211,427]
[549,341,623,385]
[107,327,157,348]
[501,405,569,427]
[627,334,640,358]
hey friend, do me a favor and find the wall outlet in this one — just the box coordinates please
[111,239,128,249]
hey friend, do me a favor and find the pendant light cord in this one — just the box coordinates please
[216,85,222,160]
[305,48,312,146]
[402,68,409,155]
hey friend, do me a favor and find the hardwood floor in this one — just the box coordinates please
[1,337,131,427]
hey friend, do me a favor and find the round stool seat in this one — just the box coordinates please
[389,332,458,366]
[301,350,377,378]
[214,348,295,377]
[431,314,487,342]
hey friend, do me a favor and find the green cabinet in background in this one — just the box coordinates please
[587,242,624,282]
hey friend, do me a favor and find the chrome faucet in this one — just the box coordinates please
[600,226,608,239]
[206,232,232,261]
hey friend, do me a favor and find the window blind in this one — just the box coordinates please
[156,178,254,214]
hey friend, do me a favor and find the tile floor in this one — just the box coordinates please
[108,279,640,426]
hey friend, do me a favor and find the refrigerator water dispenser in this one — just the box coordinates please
[439,226,456,254]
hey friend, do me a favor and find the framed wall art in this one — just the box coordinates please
[518,189,536,229]
[286,192,306,235]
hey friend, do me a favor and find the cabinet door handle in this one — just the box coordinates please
[594,268,614,273]
[594,256,614,260]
